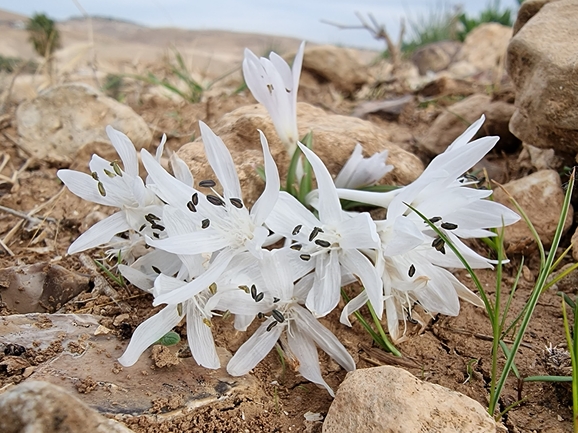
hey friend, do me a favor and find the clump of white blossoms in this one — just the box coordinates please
[58,42,520,396]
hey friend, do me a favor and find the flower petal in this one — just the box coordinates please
[340,248,383,319]
[186,302,220,369]
[68,211,131,254]
[306,250,341,317]
[227,320,282,376]
[106,126,139,177]
[118,305,181,367]
[337,212,380,250]
[57,169,115,206]
[250,131,280,225]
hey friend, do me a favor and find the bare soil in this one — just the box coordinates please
[0,81,576,433]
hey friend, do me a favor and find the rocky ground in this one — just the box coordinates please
[1,1,578,432]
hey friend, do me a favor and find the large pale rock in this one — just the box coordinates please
[507,0,578,153]
[493,170,573,252]
[323,366,502,433]
[512,0,555,35]
[457,23,512,72]
[177,103,424,206]
[0,381,134,433]
[302,45,368,94]
[411,41,462,75]
[420,94,518,155]
[16,83,152,160]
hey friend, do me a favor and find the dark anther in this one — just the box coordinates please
[187,201,197,212]
[257,312,265,319]
[97,182,106,197]
[146,213,160,222]
[266,321,278,332]
[441,222,458,230]
[432,237,446,254]
[290,244,302,251]
[250,284,257,300]
[207,195,225,206]
[300,253,311,261]
[104,168,116,178]
[309,227,324,242]
[152,266,161,274]
[408,264,415,278]
[192,193,199,206]
[151,223,165,231]
[230,198,243,208]
[428,216,442,224]
[91,171,99,180]
[273,297,280,303]
[138,224,146,232]
[315,239,330,248]
[292,225,302,235]
[271,309,285,323]
[201,219,210,229]
[111,161,123,176]
[199,179,216,188]
[254,292,264,302]
[153,232,160,239]
[239,285,250,293]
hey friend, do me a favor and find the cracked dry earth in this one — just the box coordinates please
[0,91,575,433]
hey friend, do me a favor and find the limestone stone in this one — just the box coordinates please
[420,93,518,155]
[411,41,462,75]
[507,0,578,153]
[176,102,424,206]
[302,45,368,94]
[0,381,134,433]
[323,366,503,433]
[457,23,512,72]
[493,170,573,253]
[512,0,556,35]
[16,83,152,161]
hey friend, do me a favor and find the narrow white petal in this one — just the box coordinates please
[199,122,242,199]
[105,126,139,177]
[294,305,355,371]
[306,250,341,317]
[340,249,384,319]
[287,323,334,397]
[170,153,194,186]
[260,250,295,301]
[68,211,131,254]
[187,303,220,369]
[339,290,369,327]
[335,187,400,209]
[118,305,181,367]
[147,230,229,256]
[334,143,363,188]
[291,41,305,106]
[381,216,425,256]
[250,131,280,225]
[337,212,380,250]
[266,191,320,237]
[57,169,114,206]
[297,142,342,225]
[118,264,154,292]
[227,320,282,376]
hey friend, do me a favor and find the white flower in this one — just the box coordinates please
[243,42,305,155]
[57,126,163,254]
[266,142,382,319]
[144,122,280,307]
[226,250,355,397]
[334,143,393,189]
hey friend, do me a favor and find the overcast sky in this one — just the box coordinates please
[0,0,519,50]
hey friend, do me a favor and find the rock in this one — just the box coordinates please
[0,381,134,433]
[513,0,554,35]
[323,365,502,433]
[507,0,578,154]
[417,75,482,99]
[493,170,573,253]
[351,95,413,120]
[16,83,152,161]
[177,102,424,206]
[457,23,512,72]
[411,41,462,75]
[523,143,561,170]
[571,228,578,262]
[0,263,91,314]
[420,94,518,155]
[302,45,368,95]
[0,313,258,421]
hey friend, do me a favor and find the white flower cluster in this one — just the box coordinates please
[57,43,519,396]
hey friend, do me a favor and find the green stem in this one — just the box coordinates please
[367,302,401,357]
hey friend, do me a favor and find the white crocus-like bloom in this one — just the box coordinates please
[57,126,164,255]
[226,250,355,397]
[267,142,382,319]
[145,122,280,307]
[243,42,305,155]
[334,143,393,189]
[340,116,520,340]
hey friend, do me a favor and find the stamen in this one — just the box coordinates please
[408,264,415,277]
[266,321,278,332]
[238,285,250,293]
[104,168,116,178]
[292,225,302,235]
[152,266,161,274]
[201,219,210,229]
[153,232,160,239]
[230,198,243,208]
[207,195,225,206]
[266,83,274,93]
[250,284,257,299]
[192,193,199,206]
[138,224,146,232]
[91,171,99,181]
[290,244,302,251]
[315,239,331,248]
[209,282,217,294]
[146,213,161,222]
[199,179,216,188]
[309,227,324,241]
[177,303,183,316]
[441,222,458,230]
[254,292,264,302]
[271,309,285,323]
[432,237,446,254]
[203,318,212,328]
[300,253,311,261]
[151,223,165,231]
[257,312,265,319]
[428,216,442,224]
[111,161,123,176]
[97,181,106,197]
[187,201,197,212]
[273,297,280,303]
